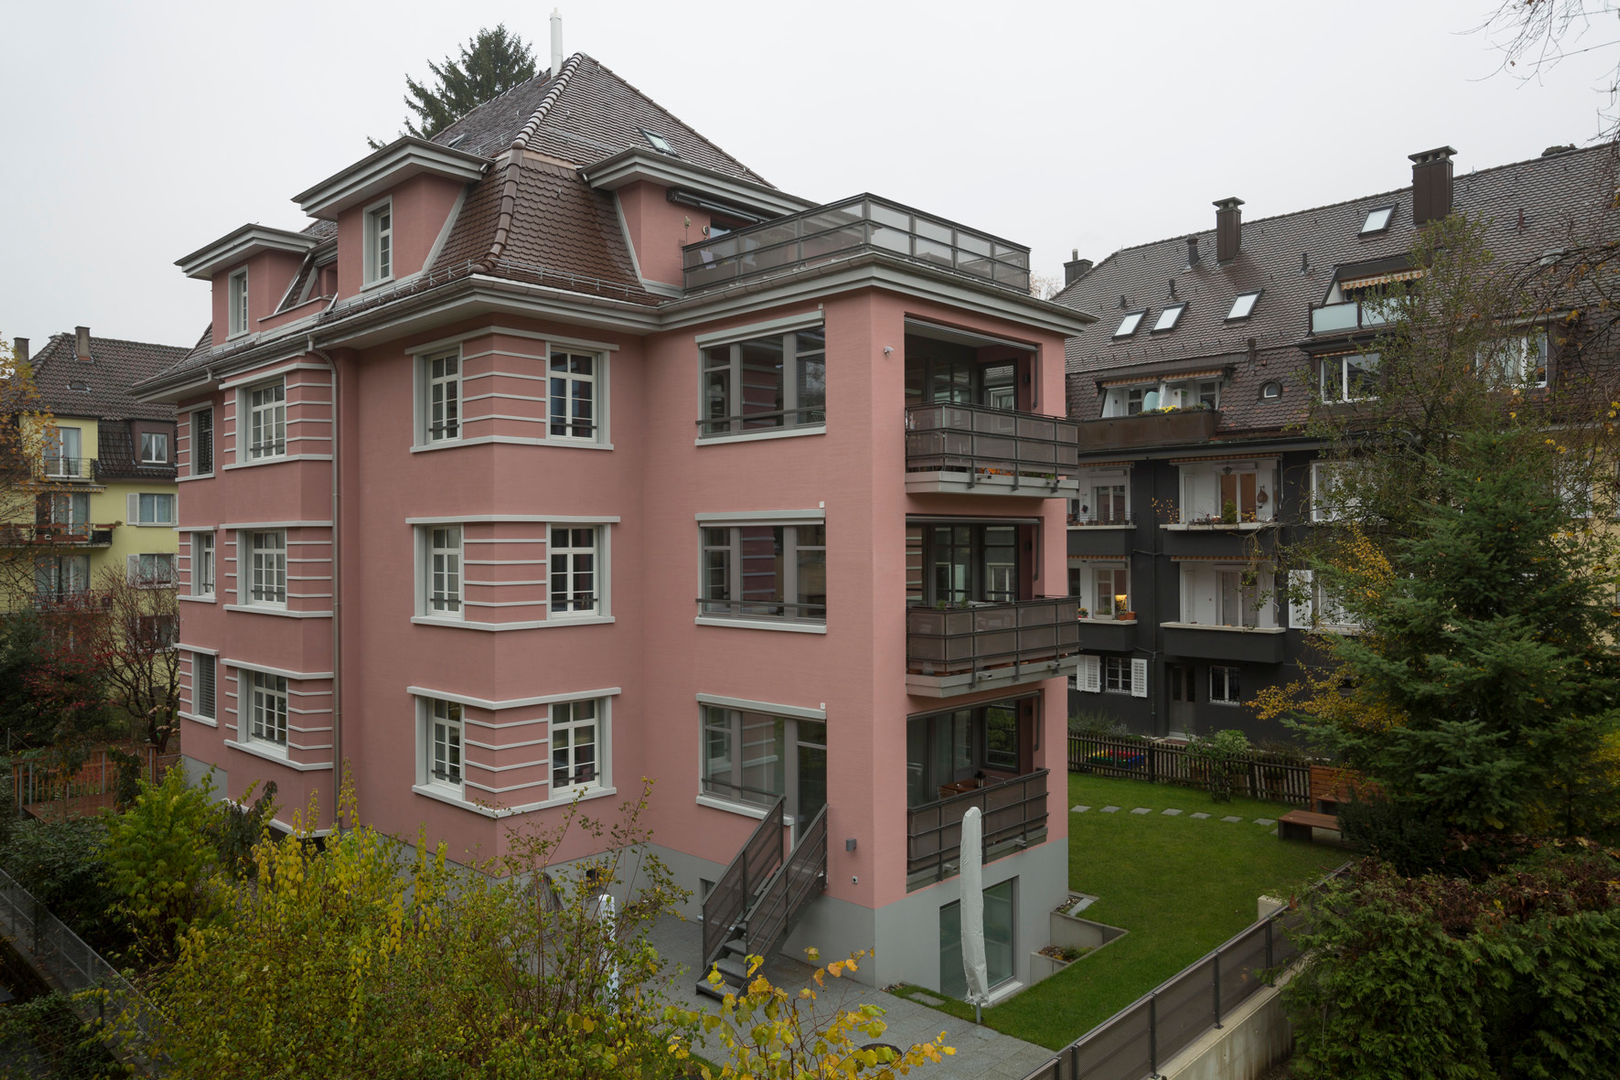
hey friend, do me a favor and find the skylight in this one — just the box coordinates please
[1360,205,1395,234]
[640,128,675,155]
[1151,303,1186,332]
[1114,310,1146,338]
[1227,291,1261,320]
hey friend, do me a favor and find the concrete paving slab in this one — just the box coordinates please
[1190,812,1211,820]
[1130,807,1152,815]
[1099,805,1120,813]
[1254,818,1276,826]
[1161,808,1182,816]
[1071,804,1091,813]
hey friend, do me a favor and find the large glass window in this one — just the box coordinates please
[246,381,286,459]
[940,878,1016,997]
[34,555,90,604]
[248,531,286,606]
[701,705,826,821]
[548,351,598,440]
[43,426,82,477]
[906,523,1019,607]
[905,702,1025,807]
[1320,352,1379,402]
[248,671,288,746]
[700,523,825,623]
[1091,564,1129,618]
[701,325,826,437]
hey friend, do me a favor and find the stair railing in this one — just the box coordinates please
[744,805,829,965]
[700,796,786,977]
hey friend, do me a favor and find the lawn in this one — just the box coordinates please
[933,772,1346,1050]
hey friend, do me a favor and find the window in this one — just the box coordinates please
[1217,570,1260,628]
[941,879,1015,997]
[1152,303,1187,332]
[134,615,179,650]
[423,526,462,616]
[1074,655,1147,697]
[639,128,675,154]
[44,426,81,477]
[702,704,826,816]
[191,533,215,596]
[192,408,214,475]
[130,553,174,588]
[551,698,603,797]
[1260,381,1282,400]
[35,555,90,603]
[1102,376,1218,416]
[1113,310,1146,338]
[1320,352,1379,402]
[549,350,598,440]
[1209,665,1241,704]
[193,653,216,719]
[1102,656,1132,694]
[247,531,286,606]
[425,698,463,790]
[1091,563,1130,618]
[1288,569,1360,632]
[1311,461,1361,523]
[1079,480,1129,525]
[228,269,249,337]
[246,381,286,459]
[139,431,169,464]
[422,352,460,443]
[701,325,826,437]
[38,492,89,535]
[550,526,600,617]
[365,200,392,284]
[134,492,175,525]
[701,523,826,623]
[1176,460,1276,524]
[1360,206,1395,234]
[1227,291,1261,320]
[247,671,288,746]
[1477,330,1549,389]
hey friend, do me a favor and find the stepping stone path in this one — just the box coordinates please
[1130,807,1152,815]
[1254,818,1276,827]
[1221,816,1243,823]
[1161,808,1182,816]
[1071,805,1091,813]
[1190,812,1210,819]
[1100,805,1121,813]
[911,991,946,1007]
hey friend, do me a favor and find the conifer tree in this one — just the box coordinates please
[372,25,538,147]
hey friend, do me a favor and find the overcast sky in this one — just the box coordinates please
[2,0,1614,352]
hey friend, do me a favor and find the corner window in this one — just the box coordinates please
[423,697,463,791]
[550,526,603,618]
[1320,352,1379,402]
[365,199,393,284]
[548,350,600,441]
[700,522,826,624]
[1209,665,1242,704]
[139,432,170,464]
[192,408,214,475]
[245,381,287,460]
[419,525,463,617]
[551,698,606,797]
[1360,206,1395,235]
[191,532,216,597]
[228,269,249,337]
[193,653,216,720]
[420,352,460,444]
[129,552,174,588]
[700,325,826,438]
[1151,303,1187,332]
[1226,291,1261,320]
[1113,310,1146,338]
[246,530,287,607]
[246,670,288,747]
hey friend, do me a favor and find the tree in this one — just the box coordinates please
[1260,214,1620,854]
[373,25,537,147]
[1479,1,1620,139]
[80,565,179,753]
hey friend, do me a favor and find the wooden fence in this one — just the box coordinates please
[1068,733,1310,806]
[10,746,181,819]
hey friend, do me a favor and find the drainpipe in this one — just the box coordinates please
[309,336,342,821]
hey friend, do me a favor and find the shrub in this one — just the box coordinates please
[0,817,123,955]
[1187,729,1250,802]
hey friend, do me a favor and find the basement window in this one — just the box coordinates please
[1113,310,1146,338]
[1226,291,1261,320]
[639,128,676,155]
[1151,303,1186,332]
[1360,205,1395,235]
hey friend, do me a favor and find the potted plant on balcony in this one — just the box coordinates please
[1221,499,1239,524]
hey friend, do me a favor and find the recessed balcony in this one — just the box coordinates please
[1309,298,1396,336]
[905,403,1079,497]
[0,523,115,547]
[1076,408,1218,451]
[907,768,1049,889]
[906,597,1081,697]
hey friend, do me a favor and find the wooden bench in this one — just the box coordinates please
[1278,809,1342,843]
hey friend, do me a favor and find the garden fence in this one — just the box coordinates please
[0,865,164,1073]
[1019,863,1351,1080]
[1067,734,1310,807]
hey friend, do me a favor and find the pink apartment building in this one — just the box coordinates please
[136,51,1093,997]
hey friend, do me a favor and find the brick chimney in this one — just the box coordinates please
[1214,198,1243,262]
[1410,146,1456,226]
[1063,249,1093,286]
[12,337,27,365]
[1186,236,1200,267]
[75,326,92,362]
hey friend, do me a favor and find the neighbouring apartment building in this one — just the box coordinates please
[134,47,1093,996]
[1054,142,1618,742]
[5,329,185,614]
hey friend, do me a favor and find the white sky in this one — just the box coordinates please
[1,0,1614,351]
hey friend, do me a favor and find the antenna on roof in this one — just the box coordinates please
[550,9,564,76]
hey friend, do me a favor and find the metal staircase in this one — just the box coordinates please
[697,801,829,999]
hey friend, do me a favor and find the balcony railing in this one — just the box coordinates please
[0,523,115,547]
[40,456,95,481]
[907,768,1049,888]
[1076,408,1219,451]
[1308,298,1397,335]
[683,194,1031,294]
[905,404,1079,494]
[907,597,1081,693]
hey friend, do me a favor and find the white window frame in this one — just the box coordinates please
[1074,655,1147,698]
[550,525,605,619]
[550,697,607,798]
[228,268,249,338]
[244,669,289,750]
[1476,330,1549,389]
[244,530,287,608]
[1310,461,1361,523]
[548,349,605,443]
[699,520,826,626]
[1320,351,1379,402]
[418,350,461,446]
[1102,656,1131,694]
[242,380,287,462]
[139,431,169,464]
[130,492,176,526]
[1086,562,1131,619]
[418,525,463,618]
[1209,665,1242,705]
[364,197,393,286]
[191,532,216,597]
[191,407,214,476]
[193,652,216,720]
[1174,459,1277,525]
[422,697,464,793]
[1072,469,1131,525]
[128,552,174,588]
[43,426,82,478]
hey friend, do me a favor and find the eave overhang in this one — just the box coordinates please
[580,148,814,220]
[175,225,321,280]
[294,136,491,219]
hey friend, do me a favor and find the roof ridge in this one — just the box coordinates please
[511,52,583,152]
[480,52,586,271]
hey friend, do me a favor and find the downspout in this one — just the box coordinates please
[309,336,342,821]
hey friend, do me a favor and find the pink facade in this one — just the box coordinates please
[148,53,1092,994]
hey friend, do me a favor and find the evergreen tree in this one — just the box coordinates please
[373,24,538,147]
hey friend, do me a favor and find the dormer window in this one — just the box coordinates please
[1226,291,1261,320]
[639,128,675,155]
[228,269,249,338]
[1360,205,1395,235]
[365,199,393,285]
[1152,303,1186,332]
[1114,310,1146,338]
[139,432,169,464]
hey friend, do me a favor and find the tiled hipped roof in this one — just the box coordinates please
[1056,144,1620,437]
[29,333,186,421]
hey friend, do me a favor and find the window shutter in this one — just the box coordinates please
[126,493,139,522]
[1288,570,1314,629]
[126,554,140,584]
[1078,654,1101,694]
[1130,657,1148,698]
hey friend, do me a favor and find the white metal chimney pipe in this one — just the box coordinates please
[550,10,563,75]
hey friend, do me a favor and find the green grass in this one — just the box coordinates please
[970,773,1345,1049]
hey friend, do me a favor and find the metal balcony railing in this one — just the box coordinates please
[907,769,1049,886]
[905,403,1078,484]
[906,597,1081,678]
[40,456,95,480]
[0,523,115,547]
[683,194,1031,294]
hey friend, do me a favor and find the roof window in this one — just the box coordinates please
[1226,291,1261,320]
[1151,303,1186,332]
[1114,310,1147,338]
[1360,205,1395,235]
[639,128,676,155]
[68,381,91,392]
[1260,381,1282,400]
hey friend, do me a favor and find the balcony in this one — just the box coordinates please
[0,523,115,547]
[906,597,1081,697]
[1308,298,1396,336]
[683,194,1031,295]
[1161,623,1287,663]
[907,768,1049,889]
[1076,617,1140,652]
[1068,521,1134,557]
[905,403,1079,497]
[1076,409,1218,452]
[40,457,96,482]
